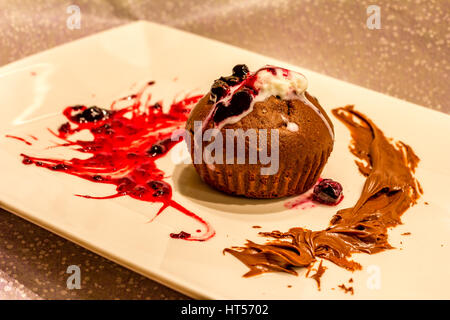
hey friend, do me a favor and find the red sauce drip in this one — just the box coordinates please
[5,135,32,145]
[16,82,215,241]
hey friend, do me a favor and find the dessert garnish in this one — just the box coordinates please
[225,106,422,279]
[10,82,215,241]
[284,178,344,209]
[338,284,354,295]
[169,231,191,239]
[70,105,111,123]
[309,260,327,290]
[312,179,343,205]
[204,64,334,139]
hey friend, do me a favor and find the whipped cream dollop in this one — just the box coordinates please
[204,65,333,139]
[253,67,308,103]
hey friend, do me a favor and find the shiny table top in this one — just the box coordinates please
[0,0,448,299]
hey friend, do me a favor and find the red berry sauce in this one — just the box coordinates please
[15,82,215,241]
[5,135,33,145]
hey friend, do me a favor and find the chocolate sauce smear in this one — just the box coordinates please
[309,260,327,290]
[224,105,422,277]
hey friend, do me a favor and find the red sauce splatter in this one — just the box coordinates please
[15,82,215,241]
[5,135,32,145]
[285,193,316,210]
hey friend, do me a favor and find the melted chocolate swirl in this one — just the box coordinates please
[224,105,422,277]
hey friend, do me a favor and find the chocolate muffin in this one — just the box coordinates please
[185,65,334,198]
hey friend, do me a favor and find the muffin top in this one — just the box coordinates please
[186,65,334,158]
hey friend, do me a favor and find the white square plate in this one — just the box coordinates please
[0,21,449,299]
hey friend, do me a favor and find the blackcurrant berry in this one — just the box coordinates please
[312,179,343,205]
[76,106,110,123]
[232,64,249,79]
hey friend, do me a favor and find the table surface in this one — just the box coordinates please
[0,0,448,300]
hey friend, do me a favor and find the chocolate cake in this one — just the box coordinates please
[185,65,334,198]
